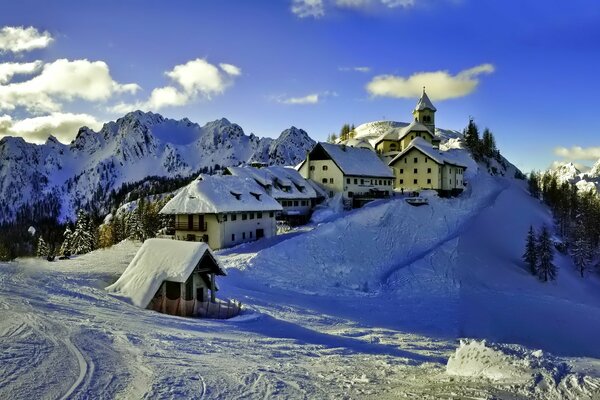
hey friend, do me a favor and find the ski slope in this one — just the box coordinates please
[1,165,600,398]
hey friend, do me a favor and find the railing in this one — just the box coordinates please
[175,222,208,231]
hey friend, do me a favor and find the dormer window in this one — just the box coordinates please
[230,191,242,200]
[250,192,262,201]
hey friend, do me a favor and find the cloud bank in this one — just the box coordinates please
[0,26,54,53]
[554,146,600,162]
[0,112,102,143]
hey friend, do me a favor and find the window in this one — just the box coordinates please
[231,214,237,221]
[249,212,254,219]
[360,179,364,184]
[301,200,306,206]
[243,232,246,239]
[346,178,350,184]
[322,178,327,184]
[400,179,404,184]
[390,143,397,150]
[329,178,334,183]
[329,191,334,197]
[309,165,315,171]
[185,277,193,301]
[294,200,299,206]
[414,179,418,184]
[404,158,407,164]
[425,158,428,163]
[414,168,418,173]
[354,178,358,184]
[269,212,274,218]
[427,168,431,173]
[322,165,328,171]
[427,178,431,184]
[400,169,404,174]
[242,213,247,220]
[250,231,253,238]
[223,214,227,222]
[166,281,181,300]
[257,212,262,218]
[414,157,418,163]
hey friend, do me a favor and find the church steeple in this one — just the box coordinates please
[412,87,436,134]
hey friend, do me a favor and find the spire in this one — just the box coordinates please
[414,88,437,112]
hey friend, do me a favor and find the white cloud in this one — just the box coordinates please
[291,0,325,18]
[279,93,320,104]
[554,146,600,162]
[0,112,102,143]
[366,63,495,100]
[0,58,140,113]
[219,63,242,76]
[109,59,241,112]
[339,66,371,73]
[0,26,54,53]
[0,61,42,84]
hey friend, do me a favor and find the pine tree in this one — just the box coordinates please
[571,219,592,278]
[482,128,496,157]
[60,227,73,257]
[36,236,49,258]
[463,118,481,160]
[70,210,95,254]
[523,225,538,275]
[528,171,541,199]
[537,226,557,282]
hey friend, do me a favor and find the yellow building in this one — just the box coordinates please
[388,137,467,195]
[373,89,441,163]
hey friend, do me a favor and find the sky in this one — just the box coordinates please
[0,0,599,172]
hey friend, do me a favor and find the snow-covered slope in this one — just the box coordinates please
[550,160,600,194]
[0,111,316,222]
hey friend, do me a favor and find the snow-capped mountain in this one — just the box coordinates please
[549,160,600,193]
[0,111,316,223]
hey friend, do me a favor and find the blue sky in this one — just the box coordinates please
[0,0,599,172]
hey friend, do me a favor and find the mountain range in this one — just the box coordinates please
[0,111,315,223]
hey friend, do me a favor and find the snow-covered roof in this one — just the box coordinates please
[160,174,283,215]
[374,120,433,147]
[388,137,468,168]
[106,238,226,308]
[226,166,318,200]
[303,142,393,178]
[414,90,437,112]
[339,138,374,150]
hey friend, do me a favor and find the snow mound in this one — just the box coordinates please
[447,340,600,399]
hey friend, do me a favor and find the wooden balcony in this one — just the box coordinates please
[175,222,208,231]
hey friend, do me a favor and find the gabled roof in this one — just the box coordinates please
[388,137,468,168]
[160,174,283,215]
[226,166,318,200]
[414,90,437,112]
[106,239,226,308]
[373,120,434,147]
[300,142,393,178]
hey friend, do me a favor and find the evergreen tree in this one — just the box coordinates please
[36,236,49,258]
[70,210,95,254]
[60,226,73,257]
[523,225,538,275]
[463,118,482,160]
[537,226,557,282]
[571,219,592,278]
[528,171,541,199]
[482,128,496,157]
[339,123,351,141]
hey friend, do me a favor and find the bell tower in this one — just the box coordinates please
[412,87,436,135]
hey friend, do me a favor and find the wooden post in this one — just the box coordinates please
[210,273,216,303]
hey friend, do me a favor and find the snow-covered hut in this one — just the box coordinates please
[106,239,237,318]
[159,174,283,249]
[297,142,394,206]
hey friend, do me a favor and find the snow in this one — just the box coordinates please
[414,90,437,111]
[160,174,283,214]
[309,142,394,178]
[373,120,433,147]
[226,165,318,200]
[106,238,225,308]
[27,226,36,236]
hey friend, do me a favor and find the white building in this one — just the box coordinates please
[297,142,394,205]
[225,165,319,224]
[106,239,237,318]
[159,174,282,249]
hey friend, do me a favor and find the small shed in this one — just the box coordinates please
[107,239,239,318]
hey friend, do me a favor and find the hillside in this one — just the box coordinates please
[0,111,315,223]
[2,135,600,398]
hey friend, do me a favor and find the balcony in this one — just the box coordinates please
[175,222,208,231]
